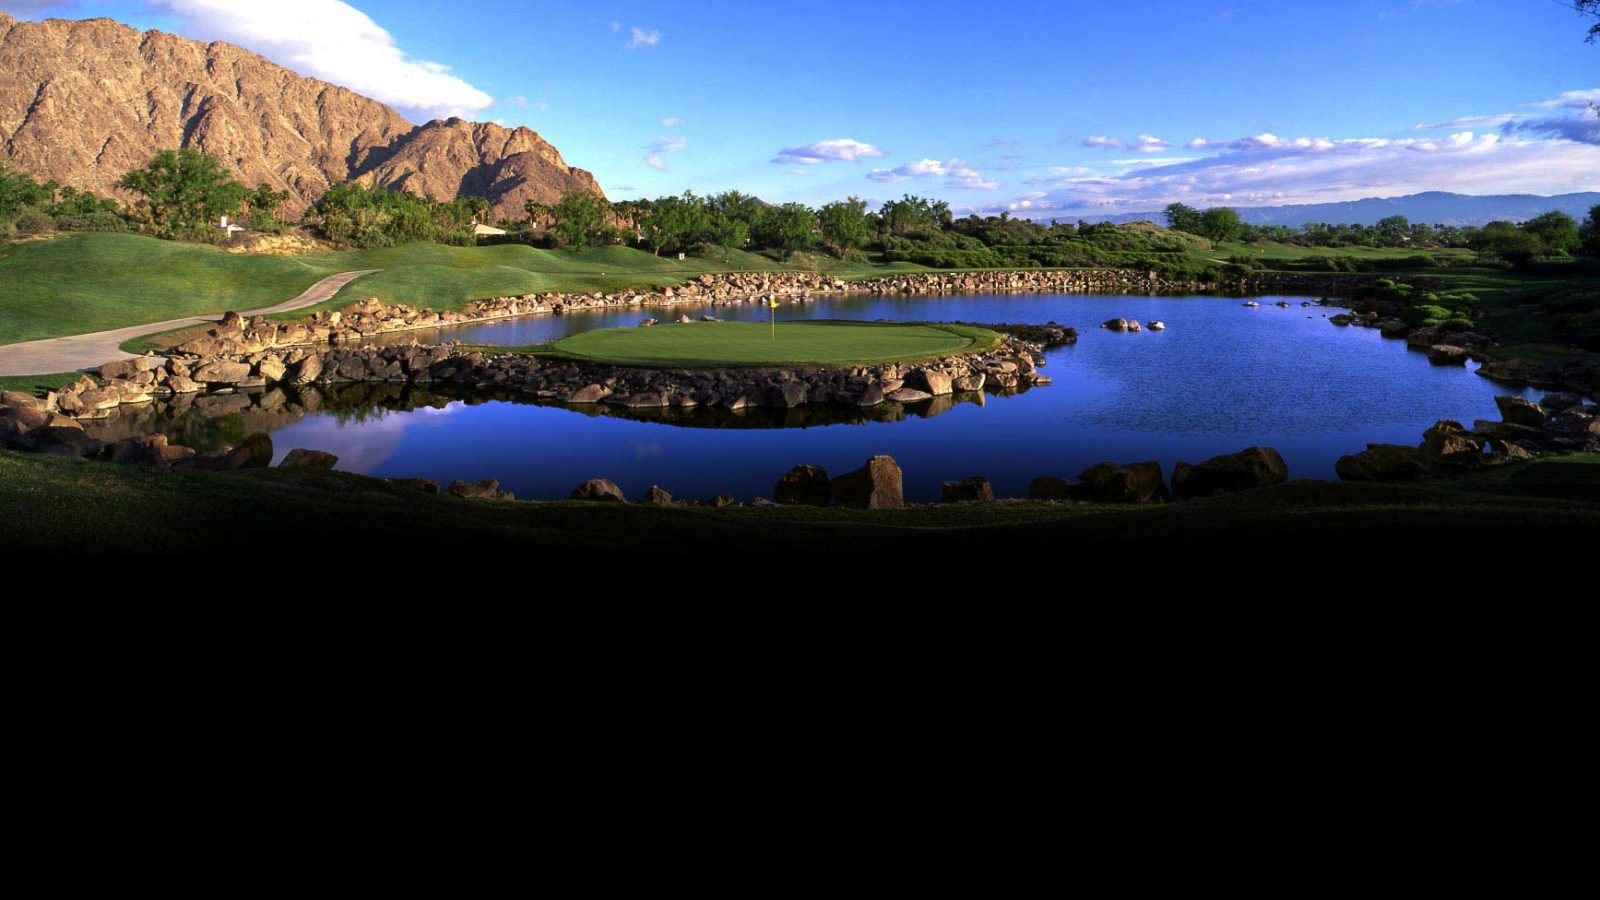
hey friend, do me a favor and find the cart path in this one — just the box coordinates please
[0,269,379,377]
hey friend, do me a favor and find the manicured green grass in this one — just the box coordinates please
[2,449,1595,561]
[0,233,349,344]
[546,320,1002,367]
[0,371,88,396]
[0,233,939,347]
[1198,239,1478,263]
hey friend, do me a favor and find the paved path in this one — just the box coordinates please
[0,269,379,377]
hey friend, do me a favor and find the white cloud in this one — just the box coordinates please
[994,126,1600,217]
[149,0,493,121]
[642,136,687,170]
[660,116,684,127]
[1083,135,1126,150]
[626,26,661,49]
[1534,88,1600,109]
[868,157,998,190]
[772,138,885,165]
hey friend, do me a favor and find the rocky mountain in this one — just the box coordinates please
[1077,191,1600,228]
[0,11,602,220]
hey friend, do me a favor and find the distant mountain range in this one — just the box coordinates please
[0,12,602,220]
[1077,192,1600,228]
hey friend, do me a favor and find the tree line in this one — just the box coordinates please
[1164,202,1600,266]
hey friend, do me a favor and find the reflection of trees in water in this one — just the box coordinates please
[80,379,1029,449]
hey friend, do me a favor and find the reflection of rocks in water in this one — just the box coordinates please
[557,390,991,429]
[78,377,1015,448]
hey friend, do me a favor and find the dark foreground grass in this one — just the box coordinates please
[3,450,1595,564]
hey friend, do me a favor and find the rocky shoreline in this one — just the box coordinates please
[165,267,1388,358]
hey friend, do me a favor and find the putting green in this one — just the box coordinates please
[547,319,1002,367]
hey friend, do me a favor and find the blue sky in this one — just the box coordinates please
[5,0,1599,216]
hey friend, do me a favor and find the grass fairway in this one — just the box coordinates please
[0,233,938,347]
[547,320,1002,367]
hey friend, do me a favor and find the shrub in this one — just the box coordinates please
[11,206,54,237]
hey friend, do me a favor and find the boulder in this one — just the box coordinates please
[643,485,675,505]
[774,464,831,506]
[290,354,323,385]
[941,476,995,503]
[257,356,288,382]
[829,455,905,509]
[1428,344,1470,365]
[886,388,934,404]
[1539,393,1582,413]
[1100,318,1130,331]
[857,383,886,407]
[570,478,627,502]
[22,424,101,457]
[1147,321,1166,331]
[447,478,502,499]
[278,448,339,470]
[1077,461,1168,503]
[952,373,986,393]
[913,369,953,395]
[0,390,41,410]
[1420,421,1483,467]
[1170,447,1289,499]
[193,360,252,384]
[1495,395,1547,429]
[225,432,274,469]
[388,476,441,494]
[779,382,809,408]
[700,494,738,508]
[1335,443,1428,482]
[1028,475,1081,501]
[568,384,611,404]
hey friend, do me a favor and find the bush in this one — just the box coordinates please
[11,206,54,237]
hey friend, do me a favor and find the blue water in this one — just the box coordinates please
[243,292,1549,502]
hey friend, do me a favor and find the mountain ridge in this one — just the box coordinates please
[0,11,602,220]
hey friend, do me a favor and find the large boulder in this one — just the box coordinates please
[774,464,831,506]
[1335,444,1428,482]
[225,432,274,469]
[1420,420,1483,468]
[193,360,252,385]
[912,369,953,396]
[568,384,611,404]
[1028,475,1081,501]
[778,382,809,408]
[570,478,627,502]
[278,448,339,470]
[290,354,323,385]
[1170,447,1289,499]
[1495,395,1547,429]
[643,485,675,506]
[1077,461,1168,503]
[1427,344,1469,364]
[829,455,905,509]
[941,476,995,503]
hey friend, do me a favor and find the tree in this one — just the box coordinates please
[1374,215,1411,244]
[1473,220,1543,265]
[878,195,948,235]
[1521,210,1582,257]
[1581,204,1600,257]
[549,189,607,249]
[1198,207,1244,242]
[635,192,708,256]
[818,197,871,258]
[1163,203,1202,234]
[754,202,816,259]
[707,191,762,261]
[118,148,248,239]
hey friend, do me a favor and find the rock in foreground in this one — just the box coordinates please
[1171,447,1288,499]
[829,455,904,509]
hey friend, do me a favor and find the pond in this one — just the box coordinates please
[87,292,1551,502]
